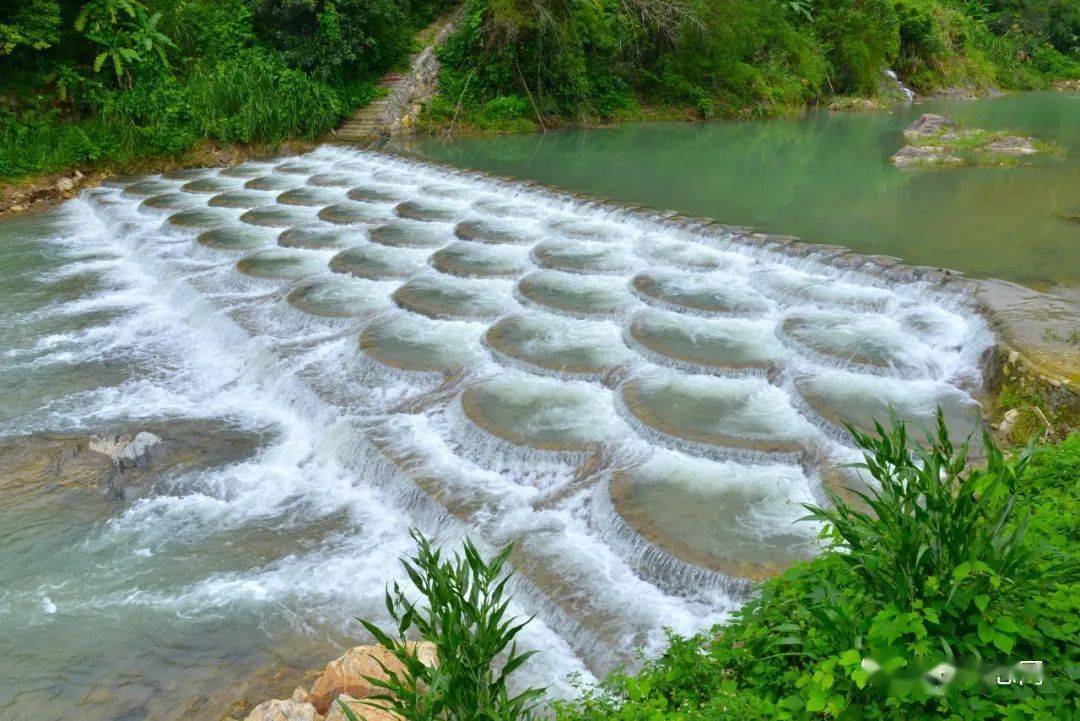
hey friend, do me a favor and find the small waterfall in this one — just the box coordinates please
[884,68,916,102]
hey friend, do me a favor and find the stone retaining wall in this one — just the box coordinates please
[373,8,463,141]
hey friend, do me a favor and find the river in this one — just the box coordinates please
[407,91,1080,293]
[0,97,1056,720]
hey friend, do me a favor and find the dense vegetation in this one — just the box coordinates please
[553,419,1079,721]
[426,0,1080,131]
[2,1,1079,181]
[0,0,454,181]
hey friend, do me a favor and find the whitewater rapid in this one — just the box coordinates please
[0,146,994,716]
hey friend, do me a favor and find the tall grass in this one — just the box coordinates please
[347,530,545,721]
[802,410,1035,613]
[0,110,115,179]
[186,49,343,143]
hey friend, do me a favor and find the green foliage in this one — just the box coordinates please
[2,0,1079,181]
[803,411,1034,613]
[0,0,62,56]
[251,0,410,82]
[815,0,901,94]
[345,530,545,721]
[0,0,450,181]
[186,48,342,143]
[0,107,114,177]
[433,0,1080,125]
[76,0,175,83]
[555,421,1080,721]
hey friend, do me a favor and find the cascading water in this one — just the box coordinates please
[0,146,992,720]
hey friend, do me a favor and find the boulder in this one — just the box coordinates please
[903,113,957,140]
[891,145,962,168]
[0,435,116,501]
[324,695,400,721]
[56,177,75,192]
[308,643,437,715]
[90,431,164,470]
[243,699,318,721]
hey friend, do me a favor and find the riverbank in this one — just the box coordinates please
[0,139,318,218]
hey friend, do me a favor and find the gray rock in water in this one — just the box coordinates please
[903,113,957,140]
[891,145,962,168]
[119,431,165,469]
[89,431,165,498]
[985,135,1038,156]
[90,431,165,470]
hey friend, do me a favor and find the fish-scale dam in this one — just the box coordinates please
[0,145,995,716]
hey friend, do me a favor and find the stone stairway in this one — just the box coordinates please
[335,102,388,144]
[331,11,461,145]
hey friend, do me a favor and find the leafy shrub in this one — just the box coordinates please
[555,419,1080,721]
[0,108,113,177]
[815,0,901,94]
[251,0,421,82]
[803,412,1035,614]
[171,0,255,62]
[0,0,62,57]
[347,530,545,721]
[480,95,531,122]
[896,0,947,64]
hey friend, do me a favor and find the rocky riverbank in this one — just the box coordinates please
[0,140,316,219]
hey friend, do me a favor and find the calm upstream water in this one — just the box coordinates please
[409,92,1080,292]
[1,142,994,718]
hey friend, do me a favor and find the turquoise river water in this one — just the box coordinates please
[409,92,1080,292]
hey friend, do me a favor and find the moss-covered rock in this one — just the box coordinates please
[892,112,1060,168]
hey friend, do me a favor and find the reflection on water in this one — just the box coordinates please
[407,92,1080,291]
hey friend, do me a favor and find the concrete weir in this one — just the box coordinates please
[82,145,1075,680]
[375,147,1078,415]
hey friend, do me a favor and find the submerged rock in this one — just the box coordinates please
[89,431,164,471]
[0,421,265,502]
[0,436,115,497]
[984,135,1038,156]
[894,113,1051,168]
[891,144,962,168]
